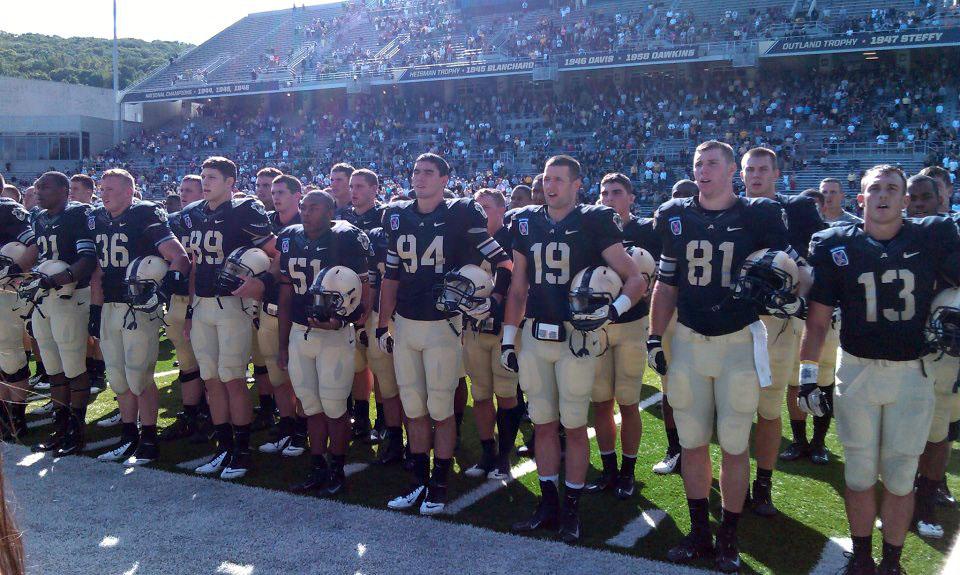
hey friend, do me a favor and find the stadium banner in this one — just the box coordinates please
[123,80,281,103]
[759,28,960,57]
[396,61,536,82]
[559,46,703,69]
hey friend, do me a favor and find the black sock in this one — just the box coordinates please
[70,406,86,428]
[455,411,464,435]
[881,540,902,565]
[917,475,939,497]
[278,416,295,437]
[812,413,832,445]
[620,454,637,477]
[688,498,710,538]
[852,534,872,559]
[540,478,559,506]
[294,415,308,435]
[756,467,772,482]
[330,453,346,471]
[374,402,384,427]
[259,394,276,414]
[354,399,370,424]
[481,438,496,458]
[233,424,251,451]
[140,425,157,443]
[432,457,451,485]
[122,422,138,442]
[35,361,46,378]
[387,425,402,440]
[85,357,95,375]
[311,453,328,469]
[214,423,233,452]
[183,403,199,420]
[666,427,680,453]
[12,401,25,423]
[600,451,618,476]
[720,507,740,536]
[496,405,522,459]
[790,418,808,445]
[412,452,430,486]
[564,484,582,510]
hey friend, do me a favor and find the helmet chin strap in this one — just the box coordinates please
[568,327,608,358]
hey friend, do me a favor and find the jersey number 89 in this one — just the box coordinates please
[189,230,224,265]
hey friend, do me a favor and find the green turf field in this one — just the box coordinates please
[23,337,959,574]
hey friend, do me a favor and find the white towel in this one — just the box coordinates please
[749,320,773,388]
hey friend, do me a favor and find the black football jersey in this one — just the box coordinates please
[33,201,96,288]
[334,203,357,226]
[348,204,385,234]
[366,226,389,313]
[511,204,624,325]
[167,211,191,297]
[266,210,302,305]
[655,196,797,336]
[0,198,36,246]
[180,197,272,298]
[775,193,824,259]
[808,217,960,361]
[90,202,174,304]
[383,198,509,321]
[618,216,661,324]
[277,222,369,327]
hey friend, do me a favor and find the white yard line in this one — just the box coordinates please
[84,437,121,452]
[808,537,852,575]
[175,454,213,471]
[606,509,668,548]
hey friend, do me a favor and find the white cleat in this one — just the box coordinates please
[916,520,944,539]
[464,464,492,478]
[97,441,137,462]
[96,413,122,428]
[258,436,291,454]
[652,452,680,475]
[487,468,511,481]
[195,451,229,475]
[387,485,425,510]
[35,401,56,416]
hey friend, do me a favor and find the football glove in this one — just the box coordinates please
[500,344,519,373]
[767,293,806,318]
[358,329,369,348]
[376,327,393,355]
[463,296,496,322]
[647,335,667,376]
[797,361,831,417]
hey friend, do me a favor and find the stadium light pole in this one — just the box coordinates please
[113,0,121,145]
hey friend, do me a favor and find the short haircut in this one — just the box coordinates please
[600,172,634,195]
[101,168,135,189]
[330,162,356,178]
[202,156,238,182]
[671,179,699,198]
[272,174,303,195]
[511,185,531,201]
[800,188,824,204]
[861,164,907,193]
[414,153,450,177]
[907,174,938,195]
[3,184,21,203]
[351,168,379,189]
[532,173,544,190]
[919,165,951,188]
[742,147,778,168]
[695,140,736,165]
[0,173,4,188]
[820,177,844,190]
[257,167,283,180]
[70,173,96,191]
[545,155,581,180]
[303,189,336,210]
[39,171,70,192]
[182,174,201,184]
[474,188,506,208]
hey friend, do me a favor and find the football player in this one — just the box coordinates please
[159,175,208,442]
[530,173,545,206]
[256,174,305,456]
[504,156,646,543]
[582,173,659,500]
[509,184,533,211]
[250,166,283,427]
[799,165,960,574]
[68,174,96,206]
[461,188,522,480]
[89,169,189,466]
[276,189,370,495]
[0,196,38,441]
[378,153,512,515]
[182,157,275,480]
[345,168,387,443]
[25,172,97,455]
[906,175,941,219]
[918,165,954,215]
[820,178,862,224]
[329,163,356,220]
[649,141,801,571]
[740,147,822,517]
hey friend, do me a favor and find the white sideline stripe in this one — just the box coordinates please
[808,537,852,575]
[176,455,213,470]
[444,392,663,516]
[606,509,667,548]
[85,437,120,452]
[155,369,179,379]
[344,462,368,477]
[945,530,960,575]
[3,443,713,575]
[26,417,52,429]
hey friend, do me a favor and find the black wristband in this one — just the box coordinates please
[492,266,512,299]
[256,271,276,295]
[185,305,194,320]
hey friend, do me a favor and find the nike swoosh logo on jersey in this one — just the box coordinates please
[434,222,445,227]
[904,252,919,258]
[565,230,577,235]
[727,227,743,232]
[214,219,225,224]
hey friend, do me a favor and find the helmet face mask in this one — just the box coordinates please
[568,289,615,332]
[926,306,960,357]
[568,266,623,333]
[731,250,798,317]
[216,247,269,295]
[307,266,362,322]
[435,265,493,314]
[125,278,162,313]
[307,290,345,322]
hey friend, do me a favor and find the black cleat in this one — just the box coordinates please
[616,474,636,500]
[557,506,581,544]
[377,434,404,465]
[401,445,415,472]
[159,412,197,442]
[250,407,276,432]
[839,552,877,575]
[325,467,346,496]
[584,470,618,494]
[809,442,830,465]
[715,531,741,573]
[291,466,329,493]
[352,418,371,442]
[667,533,715,564]
[935,478,956,508]
[54,427,84,457]
[511,500,559,533]
[123,442,159,467]
[876,558,903,575]
[779,441,810,462]
[750,478,778,517]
